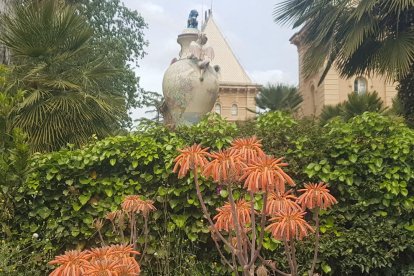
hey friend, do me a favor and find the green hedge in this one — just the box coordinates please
[2,112,414,275]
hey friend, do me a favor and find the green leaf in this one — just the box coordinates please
[169,199,179,209]
[404,222,414,231]
[79,194,91,205]
[73,202,81,211]
[110,159,116,166]
[321,262,332,273]
[38,206,51,219]
[374,158,383,167]
[46,172,55,180]
[132,160,138,168]
[220,189,229,197]
[349,154,357,163]
[105,189,113,197]
[171,214,189,228]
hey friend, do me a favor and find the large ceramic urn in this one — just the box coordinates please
[162,17,220,126]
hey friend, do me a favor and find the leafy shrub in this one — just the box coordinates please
[2,112,414,275]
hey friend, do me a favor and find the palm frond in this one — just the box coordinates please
[254,84,302,114]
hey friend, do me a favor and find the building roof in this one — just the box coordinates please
[202,15,252,84]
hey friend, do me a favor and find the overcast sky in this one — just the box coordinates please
[123,0,299,121]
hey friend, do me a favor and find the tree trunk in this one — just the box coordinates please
[0,0,11,65]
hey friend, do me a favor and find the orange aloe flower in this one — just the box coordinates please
[116,263,141,275]
[266,190,301,216]
[240,155,295,193]
[229,137,265,163]
[109,244,140,258]
[84,246,112,262]
[297,182,338,210]
[173,144,210,178]
[121,196,156,216]
[49,250,89,276]
[202,149,246,185]
[105,210,124,221]
[265,209,314,241]
[213,199,257,231]
[83,259,123,276]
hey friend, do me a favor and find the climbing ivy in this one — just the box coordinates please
[2,112,414,275]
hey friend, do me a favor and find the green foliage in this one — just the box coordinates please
[135,92,164,126]
[3,112,414,275]
[0,67,30,232]
[256,110,298,130]
[397,65,414,126]
[6,115,237,275]
[253,83,303,114]
[1,0,125,152]
[241,112,414,275]
[274,0,414,83]
[178,113,238,150]
[0,239,51,275]
[320,91,389,124]
[73,0,149,115]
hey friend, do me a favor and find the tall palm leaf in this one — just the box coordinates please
[252,84,303,114]
[1,0,125,152]
[274,0,414,83]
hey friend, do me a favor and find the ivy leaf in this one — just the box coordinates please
[110,159,116,166]
[220,189,229,198]
[349,154,357,163]
[132,160,138,168]
[38,206,51,219]
[321,262,332,273]
[79,194,91,205]
[171,214,189,228]
[46,173,55,180]
[169,199,179,209]
[105,189,113,197]
[73,202,81,211]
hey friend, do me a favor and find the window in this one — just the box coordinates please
[354,77,367,94]
[231,104,238,116]
[215,103,221,115]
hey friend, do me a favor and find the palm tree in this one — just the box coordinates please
[1,0,125,152]
[0,0,12,65]
[274,0,414,121]
[253,84,302,114]
[274,0,414,83]
[320,91,388,125]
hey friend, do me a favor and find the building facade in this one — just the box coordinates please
[290,29,398,117]
[202,12,259,121]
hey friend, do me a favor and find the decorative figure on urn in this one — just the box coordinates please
[187,10,199,28]
[161,10,220,127]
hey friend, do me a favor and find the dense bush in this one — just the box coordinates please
[1,111,414,275]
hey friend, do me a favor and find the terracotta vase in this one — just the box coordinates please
[162,28,219,126]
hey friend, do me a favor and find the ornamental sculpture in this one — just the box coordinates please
[187,9,199,28]
[161,10,220,127]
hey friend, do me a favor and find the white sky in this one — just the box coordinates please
[123,0,299,121]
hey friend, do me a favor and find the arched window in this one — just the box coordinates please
[354,77,367,94]
[231,104,238,116]
[215,103,221,115]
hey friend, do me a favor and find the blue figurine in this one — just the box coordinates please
[187,10,199,28]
